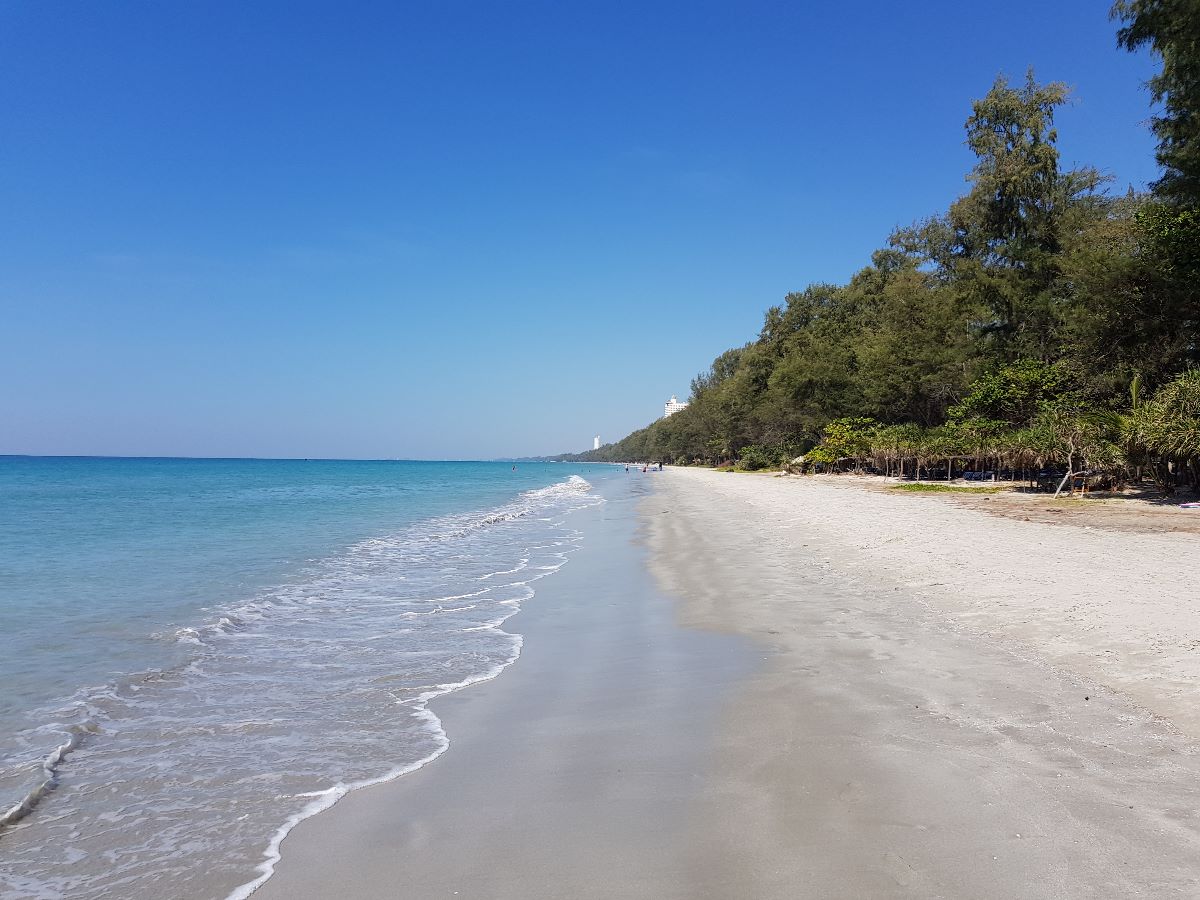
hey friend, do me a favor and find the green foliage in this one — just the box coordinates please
[1052,195,1200,394]
[897,71,1107,360]
[1113,0,1200,202]
[947,360,1077,424]
[1031,406,1124,472]
[802,446,838,466]
[1139,203,1200,276]
[815,417,878,461]
[1140,370,1200,458]
[558,62,1200,494]
[736,444,784,471]
[961,71,1074,265]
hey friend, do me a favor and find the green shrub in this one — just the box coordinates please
[736,444,783,471]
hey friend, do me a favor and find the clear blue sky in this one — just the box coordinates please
[0,1,1160,459]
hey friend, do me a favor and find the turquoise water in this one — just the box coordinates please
[0,457,615,898]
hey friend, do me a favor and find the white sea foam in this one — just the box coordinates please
[0,473,602,900]
[225,738,449,900]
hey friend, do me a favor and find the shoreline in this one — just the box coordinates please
[250,476,755,899]
[0,463,606,899]
[254,467,1200,898]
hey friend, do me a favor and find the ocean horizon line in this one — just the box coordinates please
[0,454,568,464]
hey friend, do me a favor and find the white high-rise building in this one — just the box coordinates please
[664,394,689,417]
[593,435,601,450]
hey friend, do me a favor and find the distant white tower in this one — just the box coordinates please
[593,435,601,450]
[664,394,689,417]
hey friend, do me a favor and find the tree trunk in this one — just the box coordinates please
[1053,448,1075,499]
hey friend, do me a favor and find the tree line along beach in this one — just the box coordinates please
[561,48,1200,496]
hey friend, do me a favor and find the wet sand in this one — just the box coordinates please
[252,478,754,899]
[256,469,1200,898]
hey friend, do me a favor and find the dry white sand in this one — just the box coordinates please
[648,468,1200,897]
[662,469,1200,738]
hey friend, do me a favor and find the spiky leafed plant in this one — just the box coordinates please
[1137,371,1200,490]
[1034,406,1126,496]
[999,426,1051,477]
[1143,370,1200,458]
[1117,374,1154,479]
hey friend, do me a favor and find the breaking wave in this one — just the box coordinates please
[0,475,600,900]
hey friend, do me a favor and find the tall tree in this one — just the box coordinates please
[896,72,1105,360]
[1060,194,1200,393]
[1113,0,1200,203]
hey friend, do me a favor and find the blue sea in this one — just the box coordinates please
[0,457,614,898]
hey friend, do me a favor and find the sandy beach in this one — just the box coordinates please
[252,477,755,900]
[257,469,1200,898]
